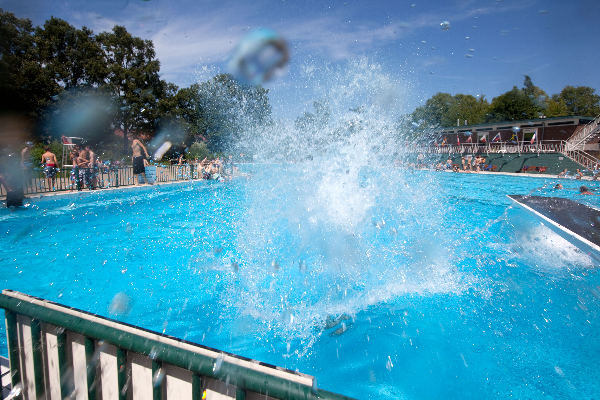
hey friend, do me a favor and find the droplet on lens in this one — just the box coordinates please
[227,28,289,85]
[109,292,131,316]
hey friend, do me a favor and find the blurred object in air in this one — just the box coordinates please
[227,28,289,85]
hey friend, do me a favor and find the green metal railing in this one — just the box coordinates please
[1,290,353,400]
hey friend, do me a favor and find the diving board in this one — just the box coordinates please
[508,195,600,261]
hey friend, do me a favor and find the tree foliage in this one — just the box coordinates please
[409,75,600,133]
[555,86,600,117]
[409,93,489,130]
[0,10,51,115]
[0,9,274,158]
[487,86,539,121]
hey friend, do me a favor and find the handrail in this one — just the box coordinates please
[566,113,600,149]
[562,148,600,171]
[0,290,353,400]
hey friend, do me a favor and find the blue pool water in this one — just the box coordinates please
[2,166,600,399]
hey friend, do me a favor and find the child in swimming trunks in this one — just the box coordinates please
[41,146,59,191]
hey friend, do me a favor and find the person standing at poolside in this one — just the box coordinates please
[41,146,59,191]
[21,141,33,169]
[130,134,150,185]
[85,145,97,189]
[20,141,33,189]
[77,148,91,189]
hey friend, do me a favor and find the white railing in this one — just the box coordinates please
[409,141,565,155]
[561,144,600,171]
[566,114,600,150]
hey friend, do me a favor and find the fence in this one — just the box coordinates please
[0,164,205,198]
[562,147,600,172]
[0,290,352,400]
[409,141,565,155]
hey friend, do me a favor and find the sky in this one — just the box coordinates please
[2,0,600,120]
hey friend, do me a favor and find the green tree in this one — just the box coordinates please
[443,94,489,126]
[411,92,454,128]
[545,97,568,117]
[34,17,106,90]
[186,142,211,160]
[96,26,164,150]
[487,86,539,122]
[555,86,600,116]
[195,74,271,151]
[522,75,548,114]
[0,10,54,116]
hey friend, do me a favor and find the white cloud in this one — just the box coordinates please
[65,0,533,87]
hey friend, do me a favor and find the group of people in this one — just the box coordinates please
[175,156,238,181]
[435,155,490,173]
[69,145,103,189]
[1,133,246,206]
[557,168,594,180]
[30,144,102,191]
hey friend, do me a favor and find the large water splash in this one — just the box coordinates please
[216,59,471,340]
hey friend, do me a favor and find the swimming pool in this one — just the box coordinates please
[2,166,600,399]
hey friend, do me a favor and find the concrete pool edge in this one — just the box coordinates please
[2,178,216,202]
[1,169,593,204]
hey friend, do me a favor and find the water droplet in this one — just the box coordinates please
[440,20,451,30]
[6,383,22,399]
[227,28,289,85]
[152,367,165,387]
[213,353,224,373]
[554,366,564,376]
[386,356,394,371]
[109,292,131,316]
[153,141,172,161]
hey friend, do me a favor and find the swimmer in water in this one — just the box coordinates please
[579,186,596,195]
